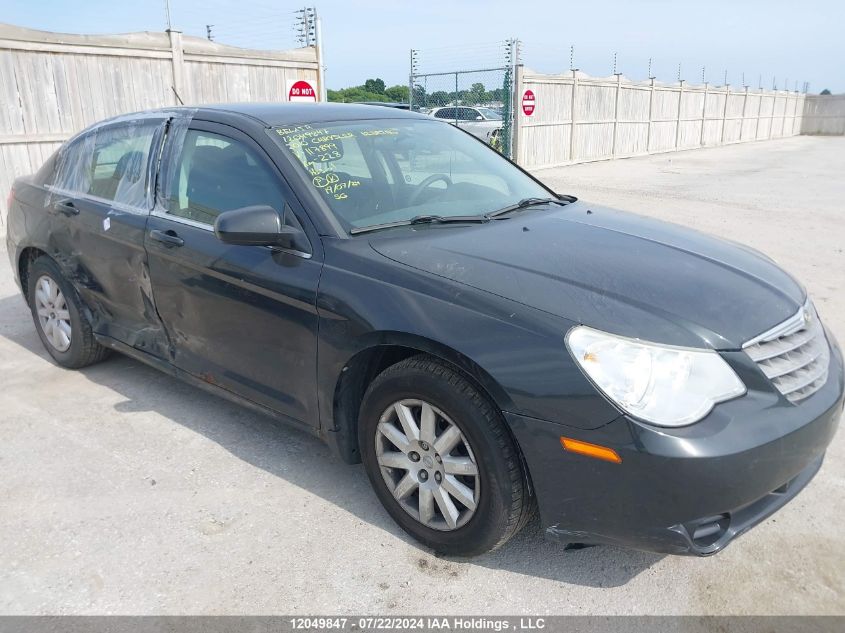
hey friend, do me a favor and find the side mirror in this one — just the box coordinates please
[475,115,484,121]
[214,204,310,253]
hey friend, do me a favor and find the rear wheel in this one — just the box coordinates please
[26,256,110,369]
[359,355,532,556]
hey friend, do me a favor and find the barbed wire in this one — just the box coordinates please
[166,0,306,50]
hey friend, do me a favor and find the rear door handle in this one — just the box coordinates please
[53,198,79,216]
[149,229,184,248]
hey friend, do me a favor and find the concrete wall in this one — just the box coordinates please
[514,69,806,170]
[0,23,319,223]
[801,95,845,135]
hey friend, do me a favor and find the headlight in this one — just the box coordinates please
[566,326,746,427]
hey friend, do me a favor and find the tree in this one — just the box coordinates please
[384,84,409,103]
[363,78,386,95]
[429,91,451,107]
[820,89,832,95]
[327,86,389,103]
[411,84,427,105]
[467,82,488,105]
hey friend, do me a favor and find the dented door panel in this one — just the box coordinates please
[45,118,171,356]
[52,197,168,355]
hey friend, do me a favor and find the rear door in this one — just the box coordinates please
[144,119,322,424]
[47,117,170,354]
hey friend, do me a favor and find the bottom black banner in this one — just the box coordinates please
[0,616,842,633]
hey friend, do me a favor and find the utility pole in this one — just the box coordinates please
[206,25,214,41]
[294,7,323,101]
[295,7,317,47]
[164,0,172,30]
[409,49,418,109]
[315,11,326,102]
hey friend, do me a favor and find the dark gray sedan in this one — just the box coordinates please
[6,104,843,556]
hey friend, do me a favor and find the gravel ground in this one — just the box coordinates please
[1,136,843,615]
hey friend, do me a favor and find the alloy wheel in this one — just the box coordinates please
[375,399,480,531]
[34,275,72,352]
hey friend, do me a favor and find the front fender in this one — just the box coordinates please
[315,239,620,436]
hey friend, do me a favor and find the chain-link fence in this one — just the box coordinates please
[409,41,519,158]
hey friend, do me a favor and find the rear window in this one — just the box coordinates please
[52,120,161,210]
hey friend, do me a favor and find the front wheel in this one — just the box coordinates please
[359,356,533,556]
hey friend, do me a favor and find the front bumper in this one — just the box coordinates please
[506,337,844,556]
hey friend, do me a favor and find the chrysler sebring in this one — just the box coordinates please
[6,104,843,556]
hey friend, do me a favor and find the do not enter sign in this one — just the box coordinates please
[522,89,536,116]
[287,79,318,103]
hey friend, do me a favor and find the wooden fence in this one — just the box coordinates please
[514,69,807,170]
[0,23,319,223]
[801,95,845,135]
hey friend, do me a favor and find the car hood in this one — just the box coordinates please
[368,202,804,349]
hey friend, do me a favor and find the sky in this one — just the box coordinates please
[3,0,844,93]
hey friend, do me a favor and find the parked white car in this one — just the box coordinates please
[429,106,502,143]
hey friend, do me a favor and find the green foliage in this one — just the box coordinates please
[364,78,386,94]
[409,84,506,108]
[384,85,409,102]
[326,79,508,107]
[429,91,451,106]
[327,80,410,104]
[468,82,486,104]
[820,89,832,95]
[327,87,388,103]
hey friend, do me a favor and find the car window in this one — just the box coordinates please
[53,120,159,209]
[164,130,286,226]
[434,108,455,119]
[458,108,480,121]
[476,107,503,121]
[272,119,550,231]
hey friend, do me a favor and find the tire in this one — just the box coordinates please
[359,355,533,556]
[26,255,110,369]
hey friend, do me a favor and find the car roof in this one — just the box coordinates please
[197,102,429,126]
[91,103,431,134]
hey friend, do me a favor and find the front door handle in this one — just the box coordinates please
[53,198,79,217]
[149,229,184,248]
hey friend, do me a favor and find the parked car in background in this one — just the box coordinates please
[429,106,502,143]
[6,104,843,558]
[354,101,411,110]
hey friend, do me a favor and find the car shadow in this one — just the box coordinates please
[0,293,663,588]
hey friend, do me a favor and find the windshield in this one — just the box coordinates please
[476,107,503,120]
[271,119,551,232]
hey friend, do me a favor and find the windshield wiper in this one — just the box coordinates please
[485,196,572,219]
[349,214,488,235]
[410,214,488,225]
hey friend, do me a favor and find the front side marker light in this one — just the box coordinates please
[560,437,622,464]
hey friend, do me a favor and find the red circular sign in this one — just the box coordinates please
[288,80,317,102]
[522,89,536,116]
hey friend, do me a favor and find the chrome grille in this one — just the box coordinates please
[744,301,830,403]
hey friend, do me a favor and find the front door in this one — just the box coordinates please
[144,120,322,425]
